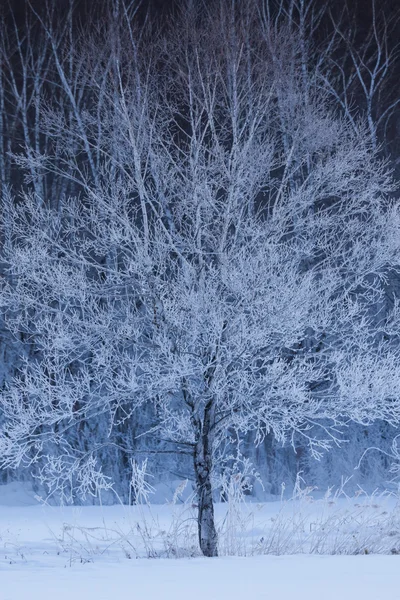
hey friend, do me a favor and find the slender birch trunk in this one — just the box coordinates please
[193,405,218,557]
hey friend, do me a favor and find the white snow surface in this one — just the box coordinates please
[0,483,399,599]
[2,554,399,600]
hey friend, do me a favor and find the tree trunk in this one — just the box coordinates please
[193,406,218,557]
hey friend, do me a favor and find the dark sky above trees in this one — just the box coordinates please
[2,0,400,30]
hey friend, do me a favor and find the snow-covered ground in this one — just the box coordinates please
[2,554,400,600]
[0,482,400,599]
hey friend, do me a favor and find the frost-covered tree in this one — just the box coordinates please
[1,0,400,556]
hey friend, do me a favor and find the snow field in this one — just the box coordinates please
[0,483,400,598]
[1,555,400,600]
